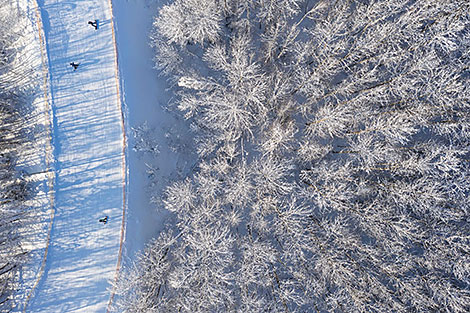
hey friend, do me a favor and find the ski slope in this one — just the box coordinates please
[24,0,126,312]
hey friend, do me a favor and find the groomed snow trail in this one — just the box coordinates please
[26,0,126,312]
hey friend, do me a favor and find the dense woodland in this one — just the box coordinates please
[0,1,40,310]
[115,0,470,312]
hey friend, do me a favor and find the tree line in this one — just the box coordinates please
[0,1,43,310]
[116,0,470,312]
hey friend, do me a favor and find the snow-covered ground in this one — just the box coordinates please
[112,0,168,261]
[113,0,186,262]
[19,0,126,312]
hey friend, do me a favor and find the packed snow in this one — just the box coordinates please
[18,0,126,312]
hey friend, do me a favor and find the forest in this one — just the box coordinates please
[114,0,470,312]
[0,1,44,310]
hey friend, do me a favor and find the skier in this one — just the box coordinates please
[70,62,80,70]
[88,20,98,30]
[99,216,108,224]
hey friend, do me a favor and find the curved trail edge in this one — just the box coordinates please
[106,0,128,311]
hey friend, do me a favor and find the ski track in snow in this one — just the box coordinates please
[25,0,126,312]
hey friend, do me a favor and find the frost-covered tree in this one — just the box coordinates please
[117,0,470,312]
[0,135,30,308]
[0,1,40,309]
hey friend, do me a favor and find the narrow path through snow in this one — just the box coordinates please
[25,0,126,312]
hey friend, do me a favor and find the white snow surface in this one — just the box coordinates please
[23,0,126,312]
[113,0,185,262]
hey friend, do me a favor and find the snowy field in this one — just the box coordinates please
[113,0,188,262]
[113,0,168,262]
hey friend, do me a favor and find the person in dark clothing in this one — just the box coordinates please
[70,62,80,70]
[99,216,108,224]
[88,20,98,30]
